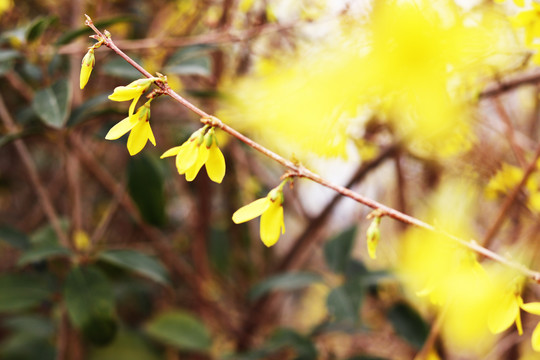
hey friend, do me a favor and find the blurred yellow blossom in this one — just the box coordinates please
[232,182,286,247]
[220,0,507,160]
[512,3,540,45]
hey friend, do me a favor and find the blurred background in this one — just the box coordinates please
[2,0,540,359]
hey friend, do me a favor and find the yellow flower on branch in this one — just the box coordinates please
[521,302,540,351]
[232,182,286,247]
[488,287,524,335]
[511,3,540,45]
[80,48,95,89]
[161,126,226,183]
[105,99,156,156]
[108,78,156,116]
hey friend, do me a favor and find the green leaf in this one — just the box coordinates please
[89,329,161,360]
[127,154,166,227]
[64,266,117,345]
[387,302,429,350]
[2,315,55,338]
[0,226,30,249]
[26,16,58,43]
[165,45,214,77]
[326,281,364,323]
[98,249,170,285]
[324,226,357,273]
[55,16,135,45]
[0,49,20,76]
[145,310,212,352]
[165,57,211,77]
[0,273,53,312]
[0,333,55,360]
[67,94,111,127]
[32,79,71,129]
[266,329,317,360]
[102,58,143,80]
[249,272,322,301]
[30,219,70,246]
[17,243,71,266]
[209,228,230,273]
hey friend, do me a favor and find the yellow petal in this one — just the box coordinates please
[260,201,284,247]
[521,302,540,315]
[533,322,540,352]
[108,86,141,101]
[232,198,271,224]
[516,306,523,335]
[488,292,519,334]
[80,64,92,90]
[205,143,226,183]
[514,0,524,6]
[147,122,156,146]
[161,146,182,158]
[105,115,137,140]
[127,120,149,156]
[177,141,198,174]
[128,94,143,116]
[185,144,209,181]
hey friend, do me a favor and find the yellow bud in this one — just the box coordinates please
[80,48,95,89]
[366,216,381,259]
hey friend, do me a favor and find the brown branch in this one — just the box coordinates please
[235,145,398,350]
[0,94,70,249]
[84,17,540,284]
[480,68,540,99]
[481,141,540,250]
[493,97,527,167]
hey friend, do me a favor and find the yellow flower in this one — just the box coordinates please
[108,78,156,116]
[105,99,156,156]
[494,0,525,6]
[521,302,540,351]
[488,291,524,335]
[232,183,286,247]
[161,127,226,183]
[80,48,95,89]
[511,3,540,45]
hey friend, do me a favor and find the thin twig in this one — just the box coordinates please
[481,141,540,250]
[85,17,540,284]
[493,97,527,168]
[0,94,70,248]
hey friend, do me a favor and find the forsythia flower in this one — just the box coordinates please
[232,182,286,247]
[521,302,540,351]
[105,99,156,156]
[494,0,525,6]
[488,287,524,335]
[80,48,95,89]
[161,126,226,183]
[511,3,540,45]
[488,279,540,351]
[109,78,156,116]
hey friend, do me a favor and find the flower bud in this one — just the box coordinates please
[80,48,95,89]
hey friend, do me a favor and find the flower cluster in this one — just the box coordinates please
[232,181,286,247]
[161,126,226,183]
